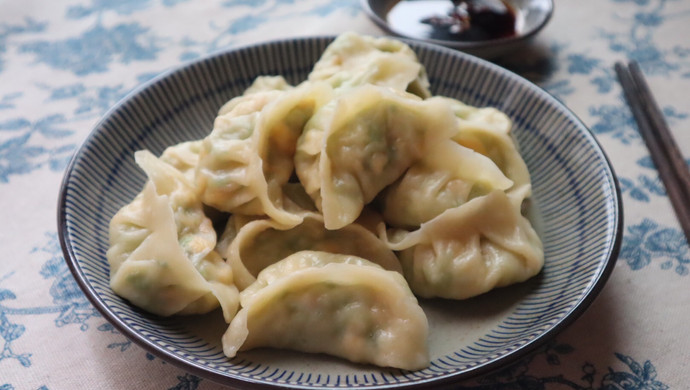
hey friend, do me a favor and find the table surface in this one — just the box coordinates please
[1,0,689,389]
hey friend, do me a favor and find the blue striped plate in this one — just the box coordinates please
[58,36,622,389]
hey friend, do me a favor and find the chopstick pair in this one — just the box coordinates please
[614,60,690,244]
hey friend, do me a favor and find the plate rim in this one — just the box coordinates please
[57,34,623,389]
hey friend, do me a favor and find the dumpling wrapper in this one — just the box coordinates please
[159,140,202,183]
[381,190,544,299]
[440,96,533,206]
[217,75,293,116]
[222,251,429,371]
[107,151,239,322]
[381,140,513,228]
[308,32,431,98]
[196,81,333,227]
[195,90,280,212]
[220,212,403,290]
[295,85,458,229]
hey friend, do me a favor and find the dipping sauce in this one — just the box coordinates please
[387,0,518,42]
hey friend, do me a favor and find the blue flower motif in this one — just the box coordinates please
[592,69,616,93]
[618,157,668,202]
[0,115,75,182]
[179,51,201,61]
[0,18,47,73]
[638,175,665,196]
[453,340,669,389]
[0,312,32,367]
[629,41,678,75]
[48,84,87,100]
[566,54,600,75]
[638,156,655,170]
[20,22,161,76]
[162,0,192,6]
[75,85,129,116]
[634,11,664,27]
[66,0,153,19]
[542,79,575,99]
[620,177,650,202]
[222,0,270,7]
[0,118,31,132]
[97,323,118,335]
[225,14,268,35]
[589,103,638,144]
[0,93,22,110]
[596,0,689,80]
[168,374,202,390]
[33,233,101,330]
[602,353,669,390]
[304,0,360,17]
[0,283,32,367]
[620,219,690,275]
[41,83,128,118]
[137,71,163,83]
[97,322,132,351]
[661,105,689,121]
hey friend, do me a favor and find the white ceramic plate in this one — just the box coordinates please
[58,36,622,389]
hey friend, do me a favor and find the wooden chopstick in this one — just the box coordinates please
[615,60,690,244]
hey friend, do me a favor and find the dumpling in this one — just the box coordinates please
[220,212,403,290]
[215,213,259,257]
[295,85,457,229]
[308,32,431,98]
[381,190,544,299]
[442,97,513,133]
[195,81,333,227]
[107,150,239,322]
[380,140,513,229]
[159,140,202,182]
[218,76,293,116]
[222,251,429,370]
[195,90,281,213]
[241,75,292,96]
[440,97,532,205]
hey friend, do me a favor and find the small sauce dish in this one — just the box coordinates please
[361,0,554,58]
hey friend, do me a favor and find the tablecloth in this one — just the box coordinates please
[1,0,688,389]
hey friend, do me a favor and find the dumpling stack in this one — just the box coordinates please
[106,32,544,371]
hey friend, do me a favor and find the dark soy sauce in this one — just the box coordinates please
[419,0,517,41]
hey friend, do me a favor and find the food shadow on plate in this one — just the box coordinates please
[421,273,542,356]
[159,272,542,374]
[175,310,415,375]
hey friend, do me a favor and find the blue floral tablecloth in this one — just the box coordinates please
[1,0,688,389]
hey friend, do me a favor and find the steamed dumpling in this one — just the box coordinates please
[441,97,532,205]
[222,251,429,370]
[218,76,293,116]
[107,150,239,322]
[295,85,457,229]
[195,81,333,227]
[159,140,202,182]
[381,190,544,299]
[220,212,402,290]
[195,90,280,212]
[241,75,293,96]
[380,140,513,229]
[308,32,431,98]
